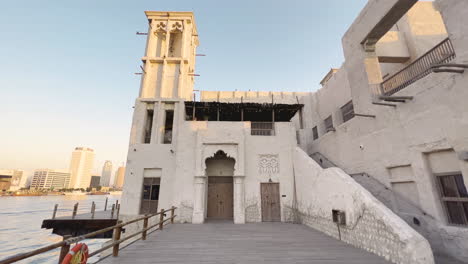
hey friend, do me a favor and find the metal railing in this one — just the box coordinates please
[0,207,177,264]
[380,38,456,96]
[251,122,275,136]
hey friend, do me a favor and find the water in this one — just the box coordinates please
[0,194,121,264]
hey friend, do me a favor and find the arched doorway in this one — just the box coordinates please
[205,151,235,220]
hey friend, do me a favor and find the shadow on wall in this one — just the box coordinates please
[292,147,434,264]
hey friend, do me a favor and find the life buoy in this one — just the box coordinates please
[61,243,89,264]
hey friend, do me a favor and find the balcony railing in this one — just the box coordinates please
[380,38,456,96]
[251,122,275,136]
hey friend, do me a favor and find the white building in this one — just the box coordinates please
[100,160,113,187]
[114,166,125,189]
[0,169,23,191]
[68,147,95,189]
[119,2,468,263]
[31,169,71,189]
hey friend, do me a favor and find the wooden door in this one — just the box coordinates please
[140,178,160,214]
[261,183,281,222]
[207,177,233,219]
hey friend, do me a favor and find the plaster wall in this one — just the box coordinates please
[121,100,298,224]
[297,0,468,261]
[293,147,434,264]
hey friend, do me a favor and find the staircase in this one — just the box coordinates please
[309,152,467,264]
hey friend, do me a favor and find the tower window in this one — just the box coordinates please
[163,110,174,144]
[144,109,154,144]
[168,32,182,57]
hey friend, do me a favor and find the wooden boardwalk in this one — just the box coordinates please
[98,222,391,264]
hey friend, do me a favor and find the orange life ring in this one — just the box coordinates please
[61,243,89,264]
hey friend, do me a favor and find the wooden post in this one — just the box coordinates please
[116,204,121,218]
[58,235,72,264]
[192,102,196,121]
[170,206,175,224]
[112,221,123,257]
[91,202,96,219]
[142,215,149,240]
[52,204,58,219]
[72,203,78,219]
[111,204,115,219]
[159,209,164,230]
[104,197,108,211]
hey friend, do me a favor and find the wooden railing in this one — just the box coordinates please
[380,38,456,96]
[0,207,177,264]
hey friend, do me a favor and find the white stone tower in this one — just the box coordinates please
[140,11,199,100]
[121,12,199,215]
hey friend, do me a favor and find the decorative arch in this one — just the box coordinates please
[205,150,236,177]
[197,144,241,177]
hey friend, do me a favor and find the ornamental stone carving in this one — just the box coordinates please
[154,21,167,33]
[258,154,279,174]
[170,21,183,32]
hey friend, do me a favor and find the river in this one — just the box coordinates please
[0,194,121,264]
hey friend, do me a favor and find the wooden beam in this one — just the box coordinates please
[355,113,376,118]
[372,102,397,107]
[361,0,418,44]
[379,95,413,100]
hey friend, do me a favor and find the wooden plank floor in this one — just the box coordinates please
[98,222,392,264]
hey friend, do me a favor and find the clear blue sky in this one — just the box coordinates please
[0,0,367,176]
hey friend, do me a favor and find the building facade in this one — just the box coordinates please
[90,175,101,188]
[114,167,125,189]
[0,170,23,191]
[68,147,95,189]
[31,169,71,189]
[100,161,113,187]
[120,2,468,263]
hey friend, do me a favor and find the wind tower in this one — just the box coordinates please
[129,12,199,146]
[122,12,199,215]
[140,11,199,100]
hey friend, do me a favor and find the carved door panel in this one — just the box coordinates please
[207,177,233,219]
[261,183,281,222]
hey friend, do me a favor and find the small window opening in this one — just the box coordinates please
[251,122,275,136]
[168,32,182,57]
[144,109,154,144]
[341,101,355,123]
[324,115,335,133]
[436,173,468,225]
[163,110,174,144]
[312,126,318,140]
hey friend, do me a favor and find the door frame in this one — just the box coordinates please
[207,176,234,220]
[260,182,281,222]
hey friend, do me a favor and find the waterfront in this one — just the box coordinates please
[0,194,120,263]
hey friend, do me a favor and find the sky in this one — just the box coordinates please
[0,0,368,177]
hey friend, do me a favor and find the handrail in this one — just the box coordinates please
[0,206,177,264]
[380,38,456,96]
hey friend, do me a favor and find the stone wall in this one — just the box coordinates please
[293,147,434,264]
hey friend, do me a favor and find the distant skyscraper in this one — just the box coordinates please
[114,166,126,189]
[31,169,71,189]
[68,147,95,189]
[100,161,113,187]
[90,175,101,188]
[0,170,23,191]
